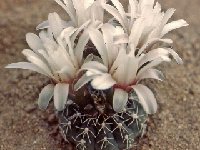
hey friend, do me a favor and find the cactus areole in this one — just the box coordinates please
[6,0,188,149]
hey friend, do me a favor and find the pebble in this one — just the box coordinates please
[24,104,37,113]
[66,145,73,150]
[49,126,59,136]
[48,114,57,124]
[188,88,194,95]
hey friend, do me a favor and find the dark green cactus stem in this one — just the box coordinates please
[58,89,148,150]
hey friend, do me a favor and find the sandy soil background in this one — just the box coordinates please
[0,0,199,150]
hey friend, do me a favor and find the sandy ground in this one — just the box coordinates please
[0,0,199,150]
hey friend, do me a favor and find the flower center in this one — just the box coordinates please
[113,80,137,92]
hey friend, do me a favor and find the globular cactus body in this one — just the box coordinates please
[58,89,147,150]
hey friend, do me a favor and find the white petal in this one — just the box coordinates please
[60,26,77,39]
[137,69,164,81]
[26,33,44,52]
[91,74,116,90]
[139,48,169,67]
[167,48,183,64]
[139,48,183,67]
[22,49,52,76]
[129,18,145,51]
[57,66,76,80]
[137,38,173,56]
[113,89,128,112]
[84,0,94,9]
[150,8,175,38]
[86,70,104,76]
[36,20,72,30]
[101,23,115,45]
[88,28,108,66]
[161,19,188,37]
[55,0,77,25]
[133,84,157,114]
[112,51,127,83]
[101,23,116,66]
[38,84,54,109]
[158,38,173,44]
[138,57,171,75]
[72,0,85,25]
[129,0,137,20]
[140,0,155,9]
[36,20,49,30]
[102,3,127,32]
[124,56,140,84]
[84,54,94,63]
[48,12,63,38]
[71,20,91,47]
[110,48,125,74]
[110,0,126,19]
[81,61,108,73]
[74,74,95,91]
[113,34,129,44]
[90,1,104,23]
[5,62,50,77]
[54,83,69,111]
[160,8,176,30]
[74,30,90,65]
[162,8,176,27]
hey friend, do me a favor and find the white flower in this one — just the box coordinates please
[102,0,188,56]
[37,0,105,30]
[6,13,89,111]
[75,25,182,113]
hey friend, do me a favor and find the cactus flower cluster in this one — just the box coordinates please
[6,0,188,149]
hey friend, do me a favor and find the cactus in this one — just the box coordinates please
[58,87,147,150]
[6,0,188,149]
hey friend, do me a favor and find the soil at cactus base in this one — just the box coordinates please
[0,0,200,150]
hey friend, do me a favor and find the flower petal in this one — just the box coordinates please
[5,62,50,77]
[102,3,127,32]
[38,84,54,109]
[22,49,52,76]
[26,33,44,52]
[113,34,129,44]
[55,0,77,25]
[71,20,91,48]
[90,1,105,23]
[137,69,164,81]
[81,61,108,73]
[84,0,94,9]
[129,0,137,20]
[57,66,76,80]
[148,8,175,39]
[113,89,128,112]
[88,28,109,66]
[36,20,49,30]
[161,19,188,37]
[91,74,116,90]
[74,30,90,65]
[129,18,145,51]
[54,83,69,111]
[138,56,171,75]
[74,74,96,91]
[132,84,157,114]
[167,48,183,64]
[138,48,169,67]
[110,0,126,19]
[48,12,63,38]
[36,20,72,30]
